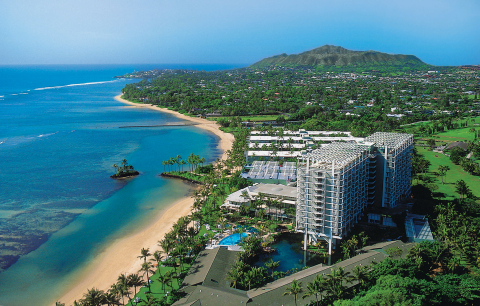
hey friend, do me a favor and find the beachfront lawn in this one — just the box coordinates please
[126,260,192,306]
[165,171,206,183]
[219,126,241,133]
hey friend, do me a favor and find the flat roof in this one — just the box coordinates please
[246,151,302,157]
[364,132,413,150]
[249,183,297,199]
[301,143,370,170]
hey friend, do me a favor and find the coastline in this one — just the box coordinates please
[56,95,234,305]
[114,95,234,161]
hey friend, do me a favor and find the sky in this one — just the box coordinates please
[1,0,479,66]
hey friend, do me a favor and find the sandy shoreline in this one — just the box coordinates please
[114,95,234,161]
[55,95,234,305]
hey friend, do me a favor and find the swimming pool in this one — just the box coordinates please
[254,233,327,272]
[218,232,248,246]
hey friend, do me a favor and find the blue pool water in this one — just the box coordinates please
[255,233,325,272]
[219,232,248,245]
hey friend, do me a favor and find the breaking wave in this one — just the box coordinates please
[34,80,118,91]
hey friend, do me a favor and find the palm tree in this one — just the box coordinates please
[111,282,126,306]
[283,279,303,306]
[138,247,151,263]
[157,272,167,291]
[167,158,174,172]
[438,165,450,184]
[163,270,174,291]
[128,273,144,305]
[55,302,65,306]
[80,287,106,306]
[104,288,120,306]
[173,243,187,273]
[139,262,155,292]
[170,157,177,172]
[112,164,118,175]
[140,294,161,306]
[108,283,122,306]
[455,179,471,199]
[265,259,280,279]
[117,273,131,302]
[302,276,326,306]
[325,267,351,300]
[180,159,187,172]
[227,266,244,289]
[151,250,164,274]
[352,265,370,289]
[175,155,182,171]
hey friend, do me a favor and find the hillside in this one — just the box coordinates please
[251,45,429,70]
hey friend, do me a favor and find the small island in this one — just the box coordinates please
[110,159,139,179]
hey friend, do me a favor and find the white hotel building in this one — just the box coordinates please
[296,132,413,253]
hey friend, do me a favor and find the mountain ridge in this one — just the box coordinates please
[251,45,428,69]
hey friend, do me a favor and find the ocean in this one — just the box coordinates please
[0,64,243,305]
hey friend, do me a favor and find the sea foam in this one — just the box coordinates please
[34,80,118,91]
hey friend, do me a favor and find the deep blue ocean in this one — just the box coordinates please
[0,64,243,306]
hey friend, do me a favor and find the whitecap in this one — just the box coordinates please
[38,132,58,138]
[34,80,118,91]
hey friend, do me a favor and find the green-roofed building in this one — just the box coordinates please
[174,241,414,306]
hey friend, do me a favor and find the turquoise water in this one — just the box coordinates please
[219,233,248,245]
[0,65,242,306]
[255,233,325,272]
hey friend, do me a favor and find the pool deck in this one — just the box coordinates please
[205,244,244,251]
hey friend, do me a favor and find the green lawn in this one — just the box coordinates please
[126,260,192,306]
[402,116,480,134]
[165,171,206,183]
[211,115,282,122]
[415,145,480,199]
[433,126,478,143]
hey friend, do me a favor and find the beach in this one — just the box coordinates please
[114,95,234,161]
[56,95,234,305]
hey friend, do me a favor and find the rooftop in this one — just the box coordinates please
[241,161,297,181]
[445,141,468,151]
[249,183,297,199]
[176,241,414,306]
[181,247,240,287]
[225,183,297,204]
[301,142,371,170]
[364,132,413,150]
